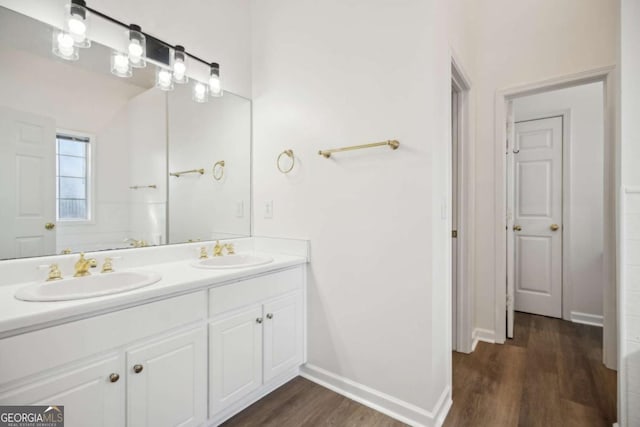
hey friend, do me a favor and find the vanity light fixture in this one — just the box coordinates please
[65,0,90,48]
[52,30,79,61]
[127,24,146,68]
[209,63,223,97]
[173,45,188,84]
[155,67,174,91]
[192,81,209,103]
[110,51,132,78]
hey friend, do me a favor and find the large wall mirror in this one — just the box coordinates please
[0,6,251,260]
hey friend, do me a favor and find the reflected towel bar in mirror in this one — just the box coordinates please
[318,139,400,159]
[170,168,205,177]
[129,185,157,190]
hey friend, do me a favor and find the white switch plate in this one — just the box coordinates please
[264,201,273,219]
[236,201,244,218]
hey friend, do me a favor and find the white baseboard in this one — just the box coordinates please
[570,311,604,327]
[472,328,496,350]
[300,364,451,427]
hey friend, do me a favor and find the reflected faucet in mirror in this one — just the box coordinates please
[125,238,148,248]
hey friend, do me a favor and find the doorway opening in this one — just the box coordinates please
[494,67,617,369]
[450,58,473,354]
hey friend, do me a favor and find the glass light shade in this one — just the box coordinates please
[110,51,132,78]
[173,45,188,84]
[64,1,90,48]
[52,31,79,61]
[209,63,223,97]
[192,81,209,103]
[127,25,146,68]
[155,67,174,91]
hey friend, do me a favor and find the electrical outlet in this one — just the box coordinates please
[264,201,273,219]
[236,201,244,218]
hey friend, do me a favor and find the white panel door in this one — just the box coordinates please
[263,292,303,382]
[126,327,207,427]
[0,354,124,427]
[513,116,563,318]
[0,107,56,259]
[209,305,263,417]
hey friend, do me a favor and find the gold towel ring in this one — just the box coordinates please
[213,160,225,181]
[277,149,295,174]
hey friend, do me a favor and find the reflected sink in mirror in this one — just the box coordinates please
[14,271,162,302]
[192,255,273,270]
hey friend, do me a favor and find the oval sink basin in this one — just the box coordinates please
[192,254,273,270]
[15,270,162,302]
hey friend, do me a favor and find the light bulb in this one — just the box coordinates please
[52,31,79,60]
[172,45,188,84]
[68,16,86,36]
[209,62,222,97]
[192,81,209,103]
[110,51,132,78]
[127,24,146,68]
[156,68,174,91]
[64,1,90,48]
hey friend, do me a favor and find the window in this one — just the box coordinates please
[56,133,91,221]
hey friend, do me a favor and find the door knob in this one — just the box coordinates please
[133,364,143,374]
[550,224,560,231]
[44,222,55,230]
[109,373,120,383]
[513,225,522,231]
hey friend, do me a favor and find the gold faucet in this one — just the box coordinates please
[74,253,97,277]
[101,257,114,273]
[46,264,63,281]
[213,241,224,257]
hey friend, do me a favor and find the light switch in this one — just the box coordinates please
[264,200,273,219]
[236,201,244,218]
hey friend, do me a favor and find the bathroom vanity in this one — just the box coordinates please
[0,239,308,427]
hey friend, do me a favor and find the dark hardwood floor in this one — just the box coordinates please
[222,312,616,427]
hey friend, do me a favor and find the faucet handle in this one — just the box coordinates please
[225,243,236,255]
[199,247,209,259]
[101,257,114,273]
[46,264,63,281]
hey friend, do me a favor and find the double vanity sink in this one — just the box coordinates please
[13,252,273,302]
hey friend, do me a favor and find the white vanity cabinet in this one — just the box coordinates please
[208,267,305,422]
[0,354,125,427]
[0,292,208,427]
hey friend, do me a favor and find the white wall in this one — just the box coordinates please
[252,0,471,423]
[620,1,640,425]
[468,0,619,341]
[0,0,253,98]
[168,86,251,243]
[513,82,605,320]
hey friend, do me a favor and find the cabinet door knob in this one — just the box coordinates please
[266,313,273,319]
[109,373,120,383]
[133,364,144,374]
[550,224,560,231]
[256,318,263,324]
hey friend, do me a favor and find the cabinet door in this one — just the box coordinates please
[263,292,303,382]
[126,326,207,427]
[0,354,124,427]
[209,305,263,416]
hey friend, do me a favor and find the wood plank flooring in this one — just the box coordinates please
[444,312,617,427]
[222,312,616,427]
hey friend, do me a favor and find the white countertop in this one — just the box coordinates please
[0,252,306,338]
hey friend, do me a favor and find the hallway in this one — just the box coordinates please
[444,312,617,426]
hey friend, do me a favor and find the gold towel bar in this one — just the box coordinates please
[318,140,400,158]
[170,168,205,177]
[129,185,157,190]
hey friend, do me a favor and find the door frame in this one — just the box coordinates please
[508,110,571,327]
[493,65,617,369]
[451,55,474,353]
